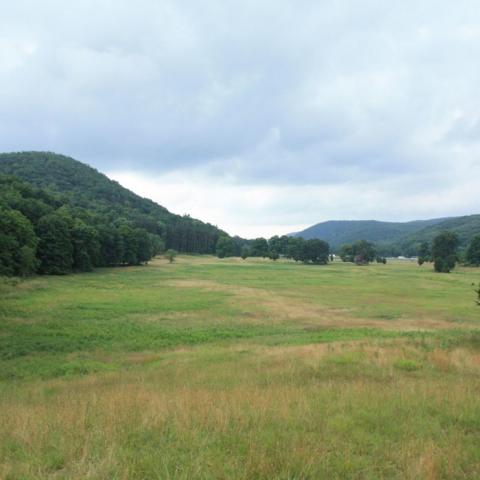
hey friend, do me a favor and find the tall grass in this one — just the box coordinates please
[1,257,480,478]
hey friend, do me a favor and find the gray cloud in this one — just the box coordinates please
[1,1,480,236]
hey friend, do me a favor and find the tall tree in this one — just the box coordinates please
[71,219,100,271]
[0,207,38,276]
[250,238,269,258]
[432,231,459,273]
[352,240,376,264]
[286,237,304,262]
[216,236,237,258]
[339,244,354,262]
[135,228,153,264]
[268,235,290,256]
[417,241,431,265]
[339,240,375,264]
[304,239,330,264]
[36,213,73,274]
[466,235,480,266]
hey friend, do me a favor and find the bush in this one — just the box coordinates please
[165,249,177,263]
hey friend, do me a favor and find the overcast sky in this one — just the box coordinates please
[1,1,480,238]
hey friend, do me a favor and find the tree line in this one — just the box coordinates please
[0,172,224,276]
[215,230,480,274]
[417,231,480,272]
[215,234,330,264]
[0,175,167,276]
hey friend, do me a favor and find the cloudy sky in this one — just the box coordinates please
[1,1,480,238]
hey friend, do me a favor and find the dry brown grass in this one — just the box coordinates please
[2,341,480,478]
[166,279,462,331]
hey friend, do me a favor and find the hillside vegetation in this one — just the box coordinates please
[0,152,226,275]
[1,256,480,478]
[294,217,480,256]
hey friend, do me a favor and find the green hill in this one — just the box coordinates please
[0,152,227,276]
[393,215,480,255]
[0,151,225,253]
[293,216,480,255]
[293,219,445,250]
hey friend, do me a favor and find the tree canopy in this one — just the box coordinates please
[432,231,459,273]
[339,240,376,264]
[216,236,237,258]
[466,235,480,266]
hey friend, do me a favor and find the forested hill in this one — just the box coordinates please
[0,151,170,217]
[0,152,227,276]
[293,216,480,255]
[293,219,446,249]
[0,152,226,253]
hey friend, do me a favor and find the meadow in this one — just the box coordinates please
[1,256,480,479]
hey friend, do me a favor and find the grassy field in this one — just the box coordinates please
[1,256,480,479]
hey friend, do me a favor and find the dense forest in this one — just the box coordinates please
[0,152,227,275]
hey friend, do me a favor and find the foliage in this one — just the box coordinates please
[216,236,237,258]
[164,249,178,263]
[0,207,38,276]
[339,243,354,262]
[293,215,480,257]
[268,235,290,255]
[417,241,431,265]
[0,153,230,275]
[285,237,329,264]
[249,238,269,257]
[36,214,74,275]
[0,152,227,263]
[340,240,376,264]
[269,250,280,261]
[466,235,480,266]
[432,231,459,273]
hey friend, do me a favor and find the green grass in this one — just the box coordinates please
[1,256,480,478]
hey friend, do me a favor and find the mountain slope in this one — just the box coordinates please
[0,151,226,253]
[293,219,446,249]
[294,216,480,255]
[396,215,480,253]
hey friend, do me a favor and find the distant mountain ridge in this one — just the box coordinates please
[293,216,480,255]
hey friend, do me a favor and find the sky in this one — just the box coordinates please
[1,1,480,238]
